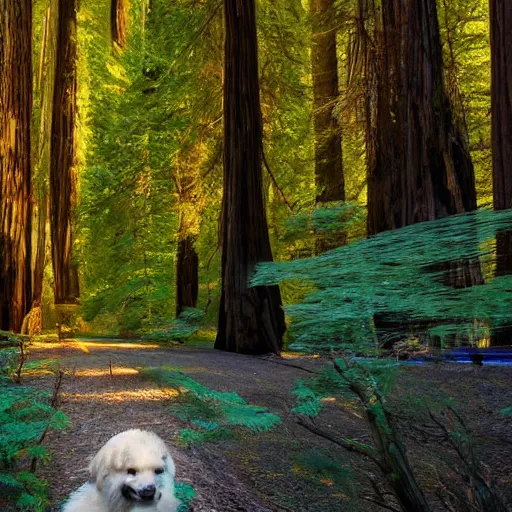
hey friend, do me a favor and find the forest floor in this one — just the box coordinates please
[24,338,512,512]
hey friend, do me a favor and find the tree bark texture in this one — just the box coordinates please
[0,0,33,332]
[490,0,512,344]
[311,0,345,252]
[215,0,285,355]
[366,0,477,236]
[362,0,481,345]
[311,0,344,205]
[50,0,80,305]
[111,0,127,49]
[32,1,57,327]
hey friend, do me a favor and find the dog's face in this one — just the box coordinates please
[89,430,176,510]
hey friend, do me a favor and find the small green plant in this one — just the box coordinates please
[142,368,281,447]
[0,334,68,511]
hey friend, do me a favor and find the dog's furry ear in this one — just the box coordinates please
[89,448,106,488]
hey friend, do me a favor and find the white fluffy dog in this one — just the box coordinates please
[63,429,182,512]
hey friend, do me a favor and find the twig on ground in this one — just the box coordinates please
[14,339,26,384]
[258,355,320,375]
[31,370,64,472]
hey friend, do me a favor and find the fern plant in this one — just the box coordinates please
[0,335,68,511]
[142,368,281,447]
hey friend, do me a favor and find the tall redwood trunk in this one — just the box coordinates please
[215,0,285,355]
[0,0,33,332]
[50,0,80,305]
[311,0,345,252]
[490,0,512,344]
[367,0,477,235]
[363,0,480,346]
[111,0,127,49]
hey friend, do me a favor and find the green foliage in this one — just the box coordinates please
[142,308,205,342]
[296,449,356,490]
[0,334,68,511]
[254,208,512,351]
[142,368,281,447]
[174,482,196,510]
[0,380,68,510]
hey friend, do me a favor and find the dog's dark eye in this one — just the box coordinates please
[155,468,164,475]
[127,468,137,476]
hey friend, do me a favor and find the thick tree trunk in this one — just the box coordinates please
[0,0,33,332]
[111,0,127,49]
[490,0,512,345]
[215,0,285,355]
[50,0,80,305]
[364,0,480,346]
[176,232,198,317]
[311,0,345,252]
[367,0,477,235]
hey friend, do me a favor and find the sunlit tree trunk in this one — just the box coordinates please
[215,0,285,355]
[490,0,512,344]
[0,0,33,332]
[50,0,80,305]
[111,0,128,49]
[24,0,58,336]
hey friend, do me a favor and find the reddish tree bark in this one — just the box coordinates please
[0,0,33,332]
[490,0,512,344]
[111,0,128,49]
[361,0,481,346]
[50,0,80,305]
[366,0,477,236]
[215,0,285,354]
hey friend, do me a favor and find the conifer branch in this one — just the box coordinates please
[262,151,294,212]
[296,416,384,470]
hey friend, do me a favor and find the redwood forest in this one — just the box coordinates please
[0,0,512,511]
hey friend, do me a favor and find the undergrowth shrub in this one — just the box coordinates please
[0,333,68,511]
[142,367,281,446]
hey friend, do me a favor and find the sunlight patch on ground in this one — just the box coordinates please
[62,387,180,403]
[31,341,160,351]
[73,367,139,377]
[281,352,321,359]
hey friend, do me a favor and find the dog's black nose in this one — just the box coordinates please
[139,484,156,501]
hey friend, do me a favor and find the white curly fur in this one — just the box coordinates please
[62,429,181,512]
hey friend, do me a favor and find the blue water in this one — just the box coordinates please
[403,346,512,366]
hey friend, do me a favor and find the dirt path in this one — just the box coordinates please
[25,340,512,512]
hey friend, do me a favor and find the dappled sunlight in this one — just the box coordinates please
[282,352,321,360]
[31,340,160,351]
[63,387,180,403]
[73,367,139,377]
